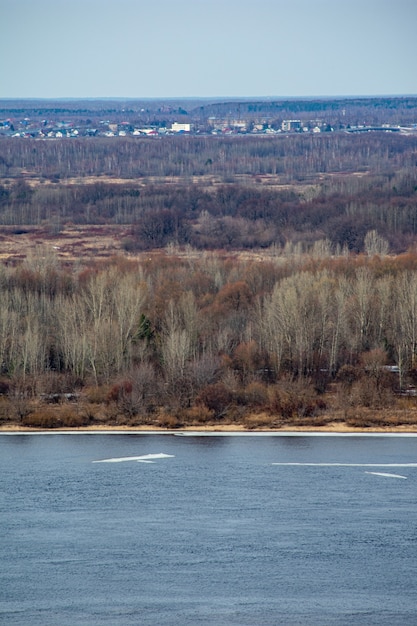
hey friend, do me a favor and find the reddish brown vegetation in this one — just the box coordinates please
[0,249,416,430]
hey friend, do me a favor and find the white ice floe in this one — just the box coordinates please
[365,471,407,479]
[271,462,417,467]
[92,453,175,463]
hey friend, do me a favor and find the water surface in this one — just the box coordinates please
[1,433,416,625]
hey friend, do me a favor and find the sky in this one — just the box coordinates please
[1,0,417,99]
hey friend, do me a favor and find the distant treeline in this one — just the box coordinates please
[195,96,417,126]
[1,96,417,126]
[2,133,417,179]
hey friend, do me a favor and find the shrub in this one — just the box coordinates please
[107,380,133,403]
[268,387,299,418]
[179,405,215,425]
[241,382,269,408]
[337,364,361,389]
[0,398,13,422]
[22,406,90,428]
[196,383,234,418]
[267,378,326,419]
[156,413,182,429]
[106,366,158,418]
[349,378,394,409]
[84,385,112,404]
[243,413,275,429]
[22,410,59,428]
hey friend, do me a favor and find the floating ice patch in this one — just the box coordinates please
[93,453,175,463]
[271,463,417,467]
[365,471,407,479]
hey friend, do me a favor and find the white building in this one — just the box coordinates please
[171,122,191,133]
[281,120,302,132]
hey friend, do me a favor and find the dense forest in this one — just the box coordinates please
[1,251,417,429]
[1,100,417,429]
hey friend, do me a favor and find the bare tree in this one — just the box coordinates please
[364,230,389,256]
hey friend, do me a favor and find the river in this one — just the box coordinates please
[1,432,417,625]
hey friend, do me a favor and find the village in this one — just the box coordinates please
[1,113,416,139]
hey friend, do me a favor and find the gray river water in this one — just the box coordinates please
[1,432,417,625]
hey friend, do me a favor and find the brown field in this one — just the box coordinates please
[18,172,314,190]
[0,224,286,264]
[0,224,131,262]
[0,168,370,264]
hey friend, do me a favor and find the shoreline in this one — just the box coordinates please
[2,421,417,434]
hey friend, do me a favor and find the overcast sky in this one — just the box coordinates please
[2,0,416,99]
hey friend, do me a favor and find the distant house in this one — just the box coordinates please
[171,122,191,133]
[230,120,247,132]
[281,120,302,132]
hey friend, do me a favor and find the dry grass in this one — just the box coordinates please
[0,224,277,264]
[22,173,307,190]
[0,225,131,262]
[2,397,417,432]
[21,405,91,428]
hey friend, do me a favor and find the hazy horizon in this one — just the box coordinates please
[2,0,417,100]
[1,94,416,102]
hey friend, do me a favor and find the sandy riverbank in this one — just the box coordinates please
[2,421,417,434]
